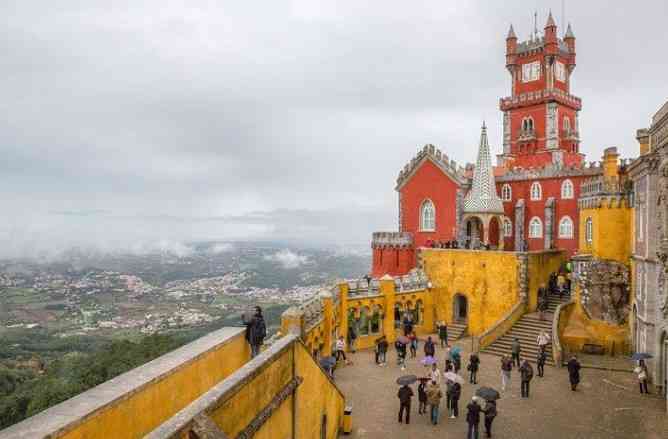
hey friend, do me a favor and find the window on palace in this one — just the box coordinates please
[503,218,513,237]
[563,117,571,133]
[501,184,512,201]
[358,307,370,336]
[558,216,574,239]
[522,117,535,133]
[555,61,566,82]
[529,217,543,238]
[420,199,436,231]
[522,61,541,82]
[415,300,424,324]
[585,217,593,243]
[561,179,574,199]
[530,182,542,200]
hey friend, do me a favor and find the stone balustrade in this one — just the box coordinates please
[371,231,414,249]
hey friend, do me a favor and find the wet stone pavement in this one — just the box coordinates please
[334,336,668,439]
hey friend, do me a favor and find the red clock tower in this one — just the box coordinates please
[498,13,583,169]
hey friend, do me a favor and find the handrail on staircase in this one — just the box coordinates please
[552,299,576,368]
[474,301,527,353]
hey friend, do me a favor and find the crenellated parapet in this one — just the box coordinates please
[500,88,582,111]
[496,161,601,182]
[371,231,414,249]
[578,175,633,209]
[396,144,466,189]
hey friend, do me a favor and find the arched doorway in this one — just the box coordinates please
[488,216,500,249]
[453,294,468,323]
[466,217,484,249]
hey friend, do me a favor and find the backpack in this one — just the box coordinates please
[524,363,534,380]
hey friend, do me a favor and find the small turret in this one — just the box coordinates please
[564,23,576,52]
[603,147,620,180]
[505,24,518,70]
[636,128,650,156]
[544,11,558,55]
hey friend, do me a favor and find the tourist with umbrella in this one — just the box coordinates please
[567,354,581,391]
[396,375,416,424]
[451,346,462,373]
[422,355,438,367]
[426,379,443,425]
[632,355,651,394]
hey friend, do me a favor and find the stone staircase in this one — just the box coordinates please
[481,295,568,366]
[448,321,468,342]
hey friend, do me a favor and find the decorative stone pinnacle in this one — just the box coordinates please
[463,123,504,214]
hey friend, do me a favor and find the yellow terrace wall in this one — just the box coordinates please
[145,335,345,439]
[420,249,520,336]
[559,284,630,355]
[579,205,632,262]
[0,327,249,439]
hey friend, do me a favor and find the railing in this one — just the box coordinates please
[395,269,429,292]
[552,299,575,368]
[475,301,527,352]
[517,129,536,141]
[347,278,380,297]
[580,177,626,197]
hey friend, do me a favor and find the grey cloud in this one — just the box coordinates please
[1,1,667,259]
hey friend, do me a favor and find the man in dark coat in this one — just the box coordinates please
[438,322,448,347]
[397,384,414,424]
[424,336,436,358]
[511,338,521,368]
[466,397,482,439]
[483,400,497,438]
[537,350,547,377]
[468,353,480,384]
[567,355,581,391]
[244,306,266,358]
[519,359,533,398]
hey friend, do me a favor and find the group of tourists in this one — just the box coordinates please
[395,336,499,438]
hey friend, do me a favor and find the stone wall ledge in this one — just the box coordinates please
[0,326,245,439]
[145,334,300,439]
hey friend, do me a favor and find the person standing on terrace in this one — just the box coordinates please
[244,306,266,358]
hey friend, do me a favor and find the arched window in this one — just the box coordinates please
[370,305,382,334]
[585,217,593,243]
[522,117,535,133]
[358,307,370,336]
[563,117,571,133]
[561,179,574,199]
[501,184,512,201]
[420,200,435,231]
[530,181,542,200]
[415,300,424,324]
[558,216,574,238]
[503,218,513,237]
[529,217,543,238]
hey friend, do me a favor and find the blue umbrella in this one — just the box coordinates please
[319,356,337,369]
[631,352,653,361]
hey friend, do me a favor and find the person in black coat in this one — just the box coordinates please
[244,306,266,358]
[438,322,448,347]
[567,355,581,391]
[483,400,497,438]
[449,381,461,418]
[537,350,547,377]
[519,360,533,398]
[466,398,482,439]
[418,379,428,414]
[468,353,480,384]
[397,384,414,424]
[424,336,436,358]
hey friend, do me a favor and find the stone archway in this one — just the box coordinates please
[453,294,468,323]
[465,216,484,249]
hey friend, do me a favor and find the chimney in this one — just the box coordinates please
[602,147,620,179]
[636,128,650,156]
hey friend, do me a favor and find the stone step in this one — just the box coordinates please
[481,348,555,366]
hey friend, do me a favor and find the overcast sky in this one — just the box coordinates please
[2,1,667,258]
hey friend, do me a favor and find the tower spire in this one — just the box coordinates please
[565,22,575,39]
[546,10,556,28]
[464,124,504,215]
[507,24,517,39]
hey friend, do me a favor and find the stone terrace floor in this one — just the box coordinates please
[335,336,668,439]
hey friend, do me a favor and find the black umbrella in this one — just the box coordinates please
[319,356,336,369]
[631,352,653,361]
[475,386,501,401]
[396,375,418,385]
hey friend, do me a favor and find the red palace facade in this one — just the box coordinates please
[371,15,606,278]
